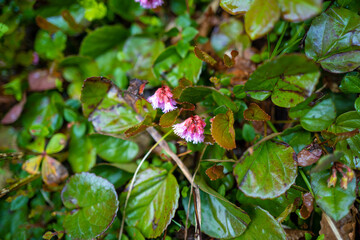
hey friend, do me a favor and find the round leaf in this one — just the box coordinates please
[278,0,322,22]
[220,0,253,15]
[61,172,119,239]
[120,168,179,238]
[311,170,356,221]
[234,141,297,198]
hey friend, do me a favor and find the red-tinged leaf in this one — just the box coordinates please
[194,46,217,66]
[178,102,195,111]
[28,69,59,91]
[22,155,43,175]
[297,143,323,167]
[1,95,26,124]
[42,231,55,240]
[124,115,153,137]
[61,10,82,32]
[299,192,314,219]
[159,109,181,128]
[204,134,215,145]
[243,103,271,121]
[211,109,236,150]
[322,129,360,146]
[41,155,68,186]
[172,78,193,99]
[135,98,156,119]
[205,165,225,181]
[35,16,60,34]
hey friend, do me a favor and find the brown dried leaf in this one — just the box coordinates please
[205,165,225,181]
[297,143,323,167]
[1,95,26,125]
[319,208,357,240]
[243,103,271,121]
[285,229,313,240]
[194,46,217,66]
[28,69,59,91]
[299,192,314,219]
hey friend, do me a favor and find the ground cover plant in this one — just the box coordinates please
[1,0,360,239]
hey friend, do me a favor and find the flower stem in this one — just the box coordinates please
[118,129,173,240]
[299,169,314,196]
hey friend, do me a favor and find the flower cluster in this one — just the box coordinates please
[147,85,177,113]
[173,115,206,144]
[135,0,163,9]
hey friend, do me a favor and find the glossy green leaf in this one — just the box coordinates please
[305,8,360,73]
[339,72,360,93]
[355,97,360,113]
[278,0,322,22]
[45,133,67,154]
[327,111,360,169]
[184,177,251,239]
[90,134,138,163]
[311,170,356,221]
[153,46,202,86]
[120,168,179,238]
[234,140,297,198]
[211,110,236,150]
[245,54,320,108]
[282,125,312,153]
[90,164,133,188]
[123,37,165,86]
[61,172,119,239]
[290,98,336,132]
[108,0,143,21]
[125,226,145,240]
[68,126,96,173]
[178,86,213,103]
[80,25,128,58]
[21,92,64,137]
[220,0,253,15]
[236,188,301,218]
[234,206,286,240]
[26,137,45,153]
[245,0,280,40]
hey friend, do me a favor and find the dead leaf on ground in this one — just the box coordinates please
[319,207,357,240]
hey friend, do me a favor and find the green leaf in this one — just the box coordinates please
[233,206,287,240]
[310,152,344,173]
[184,176,251,239]
[153,46,203,86]
[290,97,336,132]
[236,188,301,218]
[26,137,45,154]
[46,133,67,154]
[278,0,322,22]
[90,134,139,163]
[0,23,9,38]
[245,0,280,40]
[109,0,143,21]
[120,168,180,238]
[339,72,360,93]
[123,37,165,86]
[282,125,312,153]
[21,92,64,137]
[211,110,236,150]
[34,30,67,60]
[68,125,96,173]
[327,111,360,169]
[80,25,128,58]
[305,8,360,73]
[159,109,181,128]
[245,54,320,108]
[61,172,119,239]
[355,97,360,113]
[125,226,145,240]
[234,140,297,198]
[178,86,213,103]
[311,170,356,221]
[220,0,253,15]
[90,164,133,188]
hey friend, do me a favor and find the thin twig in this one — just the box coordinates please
[323,213,343,240]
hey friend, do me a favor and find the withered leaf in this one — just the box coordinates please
[1,95,26,125]
[243,103,271,121]
[41,155,68,186]
[28,69,59,91]
[297,143,323,167]
[299,192,314,219]
[205,165,225,181]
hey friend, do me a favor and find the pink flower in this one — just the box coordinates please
[135,0,163,9]
[173,115,206,144]
[148,85,177,113]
